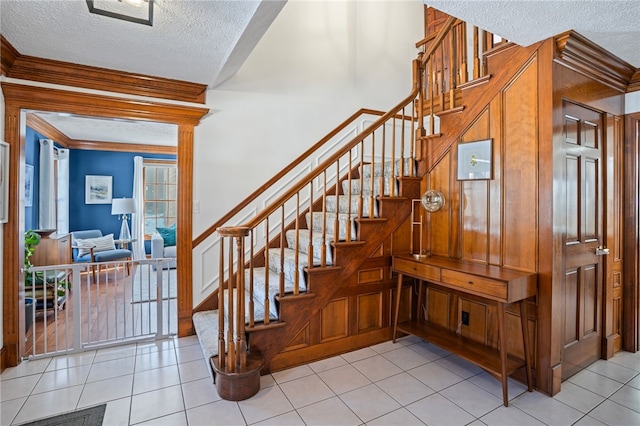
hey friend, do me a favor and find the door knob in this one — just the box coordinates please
[595,246,610,256]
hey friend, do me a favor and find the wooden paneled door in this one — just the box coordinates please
[561,100,605,380]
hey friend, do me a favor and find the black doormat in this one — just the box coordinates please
[20,404,106,426]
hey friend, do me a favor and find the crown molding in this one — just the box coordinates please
[1,35,19,76]
[66,139,177,154]
[555,31,636,93]
[25,111,175,154]
[1,35,207,104]
[629,69,640,93]
[25,112,72,147]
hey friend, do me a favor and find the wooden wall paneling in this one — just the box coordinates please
[427,151,453,257]
[426,287,450,328]
[357,292,383,333]
[458,298,488,343]
[177,125,194,337]
[502,56,539,272]
[283,325,310,352]
[623,113,639,352]
[391,283,414,324]
[603,114,625,357]
[488,96,504,265]
[320,298,349,343]
[460,109,491,263]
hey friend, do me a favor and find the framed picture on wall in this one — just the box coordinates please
[85,175,113,204]
[25,164,34,207]
[457,139,493,180]
[0,141,8,223]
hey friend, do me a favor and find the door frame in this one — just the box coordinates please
[2,82,208,367]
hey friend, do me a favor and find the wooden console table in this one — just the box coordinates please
[392,253,537,406]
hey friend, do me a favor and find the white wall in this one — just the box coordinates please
[192,0,424,236]
[627,91,640,114]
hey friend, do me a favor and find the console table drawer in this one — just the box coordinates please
[394,257,441,281]
[441,269,506,300]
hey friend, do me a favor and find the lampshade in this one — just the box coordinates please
[111,198,136,215]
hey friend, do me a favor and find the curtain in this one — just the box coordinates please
[38,139,56,230]
[56,148,69,234]
[131,156,146,259]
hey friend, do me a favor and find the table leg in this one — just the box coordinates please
[497,302,509,406]
[392,273,403,343]
[520,298,533,392]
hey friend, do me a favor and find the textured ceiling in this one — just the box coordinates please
[424,0,640,68]
[1,0,638,145]
[0,0,285,87]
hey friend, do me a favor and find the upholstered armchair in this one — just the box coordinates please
[71,230,132,280]
[151,225,177,269]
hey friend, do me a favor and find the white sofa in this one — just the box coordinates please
[151,233,177,269]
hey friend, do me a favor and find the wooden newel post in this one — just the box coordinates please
[212,227,263,401]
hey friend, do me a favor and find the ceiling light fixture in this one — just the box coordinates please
[86,0,153,26]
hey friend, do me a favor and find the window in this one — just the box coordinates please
[143,160,177,237]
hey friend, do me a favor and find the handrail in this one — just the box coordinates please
[192,107,387,248]
[421,16,459,65]
[243,86,421,230]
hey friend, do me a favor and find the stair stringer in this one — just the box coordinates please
[422,41,545,172]
[247,183,420,373]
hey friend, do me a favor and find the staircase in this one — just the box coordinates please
[191,11,532,401]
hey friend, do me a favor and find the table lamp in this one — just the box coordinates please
[111,198,136,240]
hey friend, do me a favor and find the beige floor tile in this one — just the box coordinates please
[339,383,401,423]
[181,377,221,410]
[129,384,184,424]
[186,400,245,426]
[297,396,361,426]
[12,385,84,425]
[237,385,294,424]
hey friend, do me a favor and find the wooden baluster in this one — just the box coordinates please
[346,150,353,240]
[381,123,387,192]
[410,101,416,172]
[235,231,247,369]
[358,141,364,225]
[400,109,406,178]
[218,237,225,366]
[429,56,435,135]
[371,132,377,214]
[448,25,456,110]
[473,26,480,79]
[248,229,254,328]
[226,237,235,372]
[279,207,285,299]
[334,160,341,242]
[308,181,314,271]
[459,22,468,84]
[439,43,445,108]
[321,171,327,266]
[391,116,397,197]
[264,218,270,325]
[294,193,300,295]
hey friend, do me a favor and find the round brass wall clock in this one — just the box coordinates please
[420,190,445,212]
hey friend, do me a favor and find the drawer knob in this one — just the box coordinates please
[468,281,474,285]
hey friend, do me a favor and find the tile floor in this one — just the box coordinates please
[1,335,639,425]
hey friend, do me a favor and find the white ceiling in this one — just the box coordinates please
[1,0,638,145]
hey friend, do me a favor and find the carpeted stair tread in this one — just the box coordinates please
[306,212,358,241]
[285,229,334,265]
[360,158,416,178]
[267,247,318,288]
[343,177,396,196]
[247,267,300,320]
[325,194,377,217]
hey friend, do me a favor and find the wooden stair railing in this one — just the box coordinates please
[200,16,467,400]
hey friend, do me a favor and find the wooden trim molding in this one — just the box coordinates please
[2,83,209,125]
[2,83,208,367]
[629,70,640,93]
[1,35,19,76]
[1,36,208,104]
[25,112,72,147]
[623,113,640,352]
[25,112,176,154]
[554,31,636,93]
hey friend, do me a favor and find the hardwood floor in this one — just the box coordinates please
[24,264,177,357]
